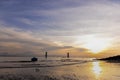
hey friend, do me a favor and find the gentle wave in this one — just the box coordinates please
[0,58,89,69]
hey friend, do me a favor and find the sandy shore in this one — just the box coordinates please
[0,57,120,80]
[0,61,120,80]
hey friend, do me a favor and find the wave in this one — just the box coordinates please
[0,58,89,69]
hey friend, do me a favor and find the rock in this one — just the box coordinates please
[31,57,38,62]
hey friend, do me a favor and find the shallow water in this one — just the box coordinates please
[0,57,120,80]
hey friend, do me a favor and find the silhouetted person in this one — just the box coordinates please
[45,52,48,58]
[67,52,70,58]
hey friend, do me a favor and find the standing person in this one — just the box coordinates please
[67,52,70,58]
[45,52,48,59]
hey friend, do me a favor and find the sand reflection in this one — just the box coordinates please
[92,61,102,77]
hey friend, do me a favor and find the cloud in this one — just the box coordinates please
[0,24,89,56]
[0,0,120,57]
[9,0,119,38]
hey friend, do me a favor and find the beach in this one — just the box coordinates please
[0,57,120,80]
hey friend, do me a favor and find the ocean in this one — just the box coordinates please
[0,57,120,80]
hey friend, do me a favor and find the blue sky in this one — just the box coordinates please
[0,0,120,57]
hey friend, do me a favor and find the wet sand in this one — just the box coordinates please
[0,57,120,80]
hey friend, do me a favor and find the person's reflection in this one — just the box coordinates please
[35,68,40,72]
[92,61,102,78]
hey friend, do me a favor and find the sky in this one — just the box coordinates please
[0,0,120,58]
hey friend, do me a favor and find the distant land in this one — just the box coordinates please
[98,55,120,62]
[0,53,32,57]
[0,53,65,57]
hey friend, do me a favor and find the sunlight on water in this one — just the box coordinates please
[92,62,102,78]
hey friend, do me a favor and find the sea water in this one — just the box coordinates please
[0,57,120,80]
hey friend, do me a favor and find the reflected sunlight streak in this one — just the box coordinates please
[92,62,102,77]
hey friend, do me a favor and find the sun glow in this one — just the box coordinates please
[82,35,111,53]
[75,35,112,54]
